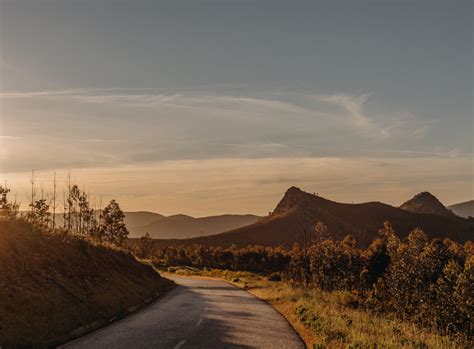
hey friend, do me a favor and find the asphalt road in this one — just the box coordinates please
[61,275,304,349]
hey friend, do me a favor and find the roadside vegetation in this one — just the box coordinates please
[0,184,172,348]
[164,267,462,348]
[145,222,473,348]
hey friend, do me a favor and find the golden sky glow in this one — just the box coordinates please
[1,157,472,216]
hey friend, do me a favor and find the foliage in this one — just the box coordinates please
[164,267,463,349]
[368,225,473,338]
[0,185,19,220]
[155,244,290,273]
[156,221,473,341]
[99,200,129,247]
[137,232,155,259]
[307,235,364,291]
[63,185,97,237]
[28,198,51,225]
[2,181,129,249]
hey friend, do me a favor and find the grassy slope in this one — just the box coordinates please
[0,220,173,349]
[163,267,468,349]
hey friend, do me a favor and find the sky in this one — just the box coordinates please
[0,0,472,216]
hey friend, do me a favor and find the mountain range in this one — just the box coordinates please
[128,213,260,239]
[153,187,473,248]
[50,211,260,239]
[448,200,474,218]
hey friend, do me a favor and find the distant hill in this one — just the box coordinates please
[400,192,454,217]
[124,211,165,230]
[49,211,164,231]
[0,219,172,348]
[46,211,259,239]
[155,187,473,248]
[131,214,260,239]
[448,200,474,218]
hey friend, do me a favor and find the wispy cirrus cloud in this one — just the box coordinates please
[0,87,389,131]
[319,92,375,130]
[1,88,425,140]
[0,88,310,114]
[0,87,438,173]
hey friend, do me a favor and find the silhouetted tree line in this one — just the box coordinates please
[0,179,129,249]
[151,244,290,273]
[150,221,472,339]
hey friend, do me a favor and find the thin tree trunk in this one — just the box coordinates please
[52,172,56,230]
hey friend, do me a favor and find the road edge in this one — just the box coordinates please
[56,281,176,348]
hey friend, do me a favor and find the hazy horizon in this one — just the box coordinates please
[1,0,472,216]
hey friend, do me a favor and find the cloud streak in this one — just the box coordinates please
[0,87,409,131]
[0,87,440,173]
[319,92,374,129]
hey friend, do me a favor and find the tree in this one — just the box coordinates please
[0,185,19,220]
[89,213,104,246]
[314,221,331,242]
[100,200,129,247]
[29,198,51,225]
[62,182,96,237]
[361,238,389,289]
[138,232,154,258]
[63,171,73,232]
[69,185,81,234]
[78,190,90,236]
[52,172,57,230]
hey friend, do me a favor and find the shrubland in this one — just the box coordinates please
[149,221,473,348]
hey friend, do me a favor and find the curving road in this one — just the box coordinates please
[60,275,304,349]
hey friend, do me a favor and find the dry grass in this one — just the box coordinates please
[0,220,173,349]
[163,266,468,349]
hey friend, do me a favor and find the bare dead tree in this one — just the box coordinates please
[66,170,72,232]
[29,169,36,216]
[52,172,57,230]
[62,189,67,230]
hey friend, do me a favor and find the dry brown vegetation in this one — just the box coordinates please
[0,220,173,349]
